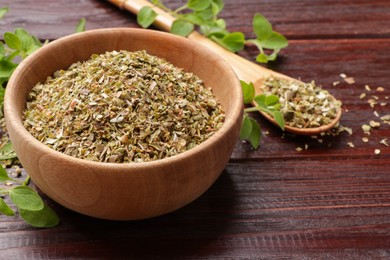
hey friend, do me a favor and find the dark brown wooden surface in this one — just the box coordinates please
[1,0,389,259]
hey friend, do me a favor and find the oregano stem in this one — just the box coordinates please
[5,49,20,62]
[246,39,264,54]
[22,175,31,186]
[153,1,174,15]
[244,107,261,113]
[174,4,188,14]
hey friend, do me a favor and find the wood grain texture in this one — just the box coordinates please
[0,0,389,259]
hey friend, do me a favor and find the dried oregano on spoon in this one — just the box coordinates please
[23,50,225,163]
[261,77,341,129]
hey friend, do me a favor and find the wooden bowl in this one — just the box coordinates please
[4,28,243,220]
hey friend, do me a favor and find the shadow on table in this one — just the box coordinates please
[54,170,237,258]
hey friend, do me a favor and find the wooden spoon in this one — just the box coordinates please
[107,0,342,135]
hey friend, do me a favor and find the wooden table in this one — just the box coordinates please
[1,0,389,258]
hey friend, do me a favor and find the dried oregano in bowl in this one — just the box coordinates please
[23,50,225,163]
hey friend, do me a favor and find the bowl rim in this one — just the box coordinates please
[4,28,243,170]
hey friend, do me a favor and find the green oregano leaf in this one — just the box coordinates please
[19,204,60,228]
[0,6,8,19]
[187,0,212,11]
[272,110,285,130]
[240,115,252,140]
[240,80,255,104]
[254,94,266,107]
[195,8,214,21]
[75,18,86,33]
[31,35,42,47]
[0,141,17,160]
[26,44,41,56]
[14,28,34,52]
[222,32,245,52]
[240,115,261,149]
[215,18,226,29]
[9,186,44,211]
[182,13,205,25]
[253,13,273,41]
[212,0,224,13]
[256,53,268,63]
[171,19,194,37]
[0,42,5,60]
[0,60,17,79]
[0,164,11,182]
[265,94,279,106]
[211,1,222,16]
[0,197,15,216]
[137,6,157,28]
[0,87,5,104]
[249,118,261,149]
[212,32,245,52]
[259,31,288,49]
[4,32,21,50]
[200,23,228,38]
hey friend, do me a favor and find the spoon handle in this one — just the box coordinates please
[109,0,173,31]
[106,0,342,135]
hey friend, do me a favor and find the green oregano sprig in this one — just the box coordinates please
[0,165,60,227]
[75,18,87,33]
[0,8,86,91]
[240,80,285,149]
[137,0,288,63]
[0,7,86,227]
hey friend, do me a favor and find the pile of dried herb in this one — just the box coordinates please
[261,77,341,128]
[23,50,225,163]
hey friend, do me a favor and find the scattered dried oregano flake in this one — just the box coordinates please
[369,120,381,128]
[261,77,341,129]
[344,77,355,84]
[380,114,390,125]
[337,125,353,135]
[380,138,389,147]
[339,73,355,84]
[23,50,225,163]
[362,124,371,135]
[367,98,377,108]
